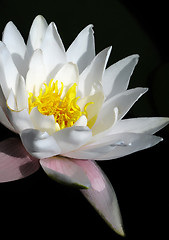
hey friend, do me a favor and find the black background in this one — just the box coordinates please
[0,0,168,239]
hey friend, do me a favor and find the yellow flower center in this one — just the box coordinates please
[28,80,92,131]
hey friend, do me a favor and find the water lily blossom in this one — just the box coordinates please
[0,15,168,236]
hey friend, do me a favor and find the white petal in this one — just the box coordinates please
[26,15,48,64]
[78,47,112,97]
[74,115,87,127]
[92,88,148,135]
[6,89,17,111]
[0,85,15,132]
[102,54,139,100]
[48,22,65,52]
[6,76,28,112]
[66,25,95,73]
[21,126,92,159]
[65,132,131,160]
[21,129,61,159]
[0,107,16,132]
[110,117,169,135]
[53,126,92,154]
[95,134,163,160]
[2,21,26,76]
[66,133,162,160]
[30,107,56,135]
[53,62,79,97]
[77,91,104,129]
[15,75,28,110]
[26,49,46,96]
[28,15,48,50]
[0,42,18,98]
[6,108,33,133]
[41,22,66,76]
[40,156,90,189]
[76,160,124,235]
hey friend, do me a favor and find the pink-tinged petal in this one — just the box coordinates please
[40,156,90,189]
[73,159,124,236]
[0,138,40,182]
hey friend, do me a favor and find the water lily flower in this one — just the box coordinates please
[0,15,168,236]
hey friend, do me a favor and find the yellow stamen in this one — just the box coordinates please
[28,80,93,131]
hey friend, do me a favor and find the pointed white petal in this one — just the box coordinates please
[110,117,169,135]
[24,15,48,75]
[40,156,90,189]
[102,54,139,100]
[92,88,148,135]
[20,129,61,159]
[41,22,66,75]
[0,41,18,98]
[7,76,28,112]
[74,160,124,235]
[77,91,104,129]
[67,25,95,73]
[30,107,56,135]
[15,75,28,110]
[78,47,112,97]
[2,21,26,76]
[95,133,163,160]
[6,89,17,111]
[26,15,48,57]
[0,82,29,133]
[65,132,131,160]
[53,62,79,97]
[47,22,65,52]
[65,133,162,160]
[26,49,46,96]
[6,108,33,133]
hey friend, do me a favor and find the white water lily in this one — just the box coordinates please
[0,15,168,236]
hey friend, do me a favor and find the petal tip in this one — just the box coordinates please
[34,15,47,23]
[132,54,140,64]
[87,24,94,34]
[131,53,140,59]
[113,226,125,237]
[3,21,15,30]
